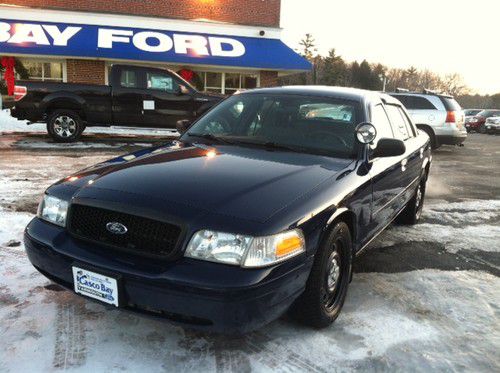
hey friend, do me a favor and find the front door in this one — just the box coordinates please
[141,70,194,128]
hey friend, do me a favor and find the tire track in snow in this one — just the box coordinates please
[52,302,87,369]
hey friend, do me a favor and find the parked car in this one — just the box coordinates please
[389,91,466,149]
[485,116,500,134]
[24,86,431,334]
[464,109,482,125]
[466,109,500,133]
[10,64,223,142]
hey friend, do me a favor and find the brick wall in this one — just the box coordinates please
[260,71,279,87]
[7,0,281,27]
[66,59,105,85]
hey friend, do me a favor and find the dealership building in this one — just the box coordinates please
[0,0,310,94]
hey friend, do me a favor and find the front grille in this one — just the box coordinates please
[68,204,182,257]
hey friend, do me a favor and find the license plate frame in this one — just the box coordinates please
[72,265,121,307]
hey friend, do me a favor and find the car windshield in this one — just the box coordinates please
[465,109,481,116]
[181,93,361,158]
[477,110,500,117]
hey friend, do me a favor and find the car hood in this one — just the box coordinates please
[64,143,353,223]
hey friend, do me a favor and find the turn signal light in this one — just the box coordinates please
[276,235,304,258]
[14,85,27,101]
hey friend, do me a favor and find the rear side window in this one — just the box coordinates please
[385,104,412,140]
[440,97,462,111]
[120,70,137,88]
[394,95,437,110]
[371,104,394,144]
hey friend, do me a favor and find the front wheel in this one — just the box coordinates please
[289,222,352,328]
[47,110,85,142]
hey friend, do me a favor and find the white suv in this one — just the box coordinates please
[389,92,466,149]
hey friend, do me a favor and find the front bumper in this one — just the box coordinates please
[485,123,500,133]
[24,217,312,334]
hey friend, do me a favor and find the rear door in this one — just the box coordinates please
[368,103,407,233]
[141,69,194,128]
[395,94,441,126]
[111,66,146,126]
[385,103,423,206]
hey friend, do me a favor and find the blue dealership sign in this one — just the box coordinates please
[0,19,311,71]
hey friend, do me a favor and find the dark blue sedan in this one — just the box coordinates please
[24,86,431,333]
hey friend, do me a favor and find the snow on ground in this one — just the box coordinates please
[0,109,179,137]
[14,140,154,150]
[375,200,500,253]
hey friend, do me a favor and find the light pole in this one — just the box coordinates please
[379,74,388,92]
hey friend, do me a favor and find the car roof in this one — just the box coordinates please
[389,91,454,99]
[239,86,399,105]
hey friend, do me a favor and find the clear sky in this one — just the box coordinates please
[280,0,500,95]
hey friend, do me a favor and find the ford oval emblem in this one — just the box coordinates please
[106,222,128,235]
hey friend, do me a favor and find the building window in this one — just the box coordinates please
[16,59,64,82]
[204,72,223,93]
[196,71,259,94]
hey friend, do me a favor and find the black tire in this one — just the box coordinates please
[479,124,486,134]
[47,110,85,142]
[290,221,352,328]
[396,178,426,225]
[420,126,439,150]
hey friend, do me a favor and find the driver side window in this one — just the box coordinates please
[371,104,394,145]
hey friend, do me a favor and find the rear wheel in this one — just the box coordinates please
[396,178,426,225]
[419,126,439,150]
[290,221,352,328]
[479,124,486,134]
[47,110,85,142]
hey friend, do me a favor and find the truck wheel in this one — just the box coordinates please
[47,110,85,142]
[396,178,426,225]
[290,221,352,328]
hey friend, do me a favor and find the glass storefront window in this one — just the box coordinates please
[195,71,259,94]
[225,73,241,95]
[16,59,64,82]
[205,72,223,93]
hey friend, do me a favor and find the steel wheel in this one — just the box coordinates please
[322,239,344,312]
[53,115,77,138]
[415,183,423,220]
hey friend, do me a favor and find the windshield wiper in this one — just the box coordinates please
[186,133,233,145]
[233,140,303,153]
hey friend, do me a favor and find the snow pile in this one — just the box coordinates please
[15,140,154,150]
[377,199,500,253]
[0,109,179,137]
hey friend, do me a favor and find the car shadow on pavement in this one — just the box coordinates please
[354,241,500,277]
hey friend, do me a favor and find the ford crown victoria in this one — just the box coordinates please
[24,86,431,333]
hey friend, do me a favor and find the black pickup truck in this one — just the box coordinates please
[11,64,223,142]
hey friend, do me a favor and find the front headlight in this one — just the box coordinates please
[185,229,305,268]
[37,195,69,227]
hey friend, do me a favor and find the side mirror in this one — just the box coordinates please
[372,138,406,158]
[176,119,191,135]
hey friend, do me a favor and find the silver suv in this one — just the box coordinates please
[389,91,466,149]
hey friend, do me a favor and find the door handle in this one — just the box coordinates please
[401,159,408,172]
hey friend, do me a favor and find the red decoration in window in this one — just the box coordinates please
[178,68,195,82]
[1,57,15,96]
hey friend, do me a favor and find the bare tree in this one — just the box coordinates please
[440,73,470,96]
